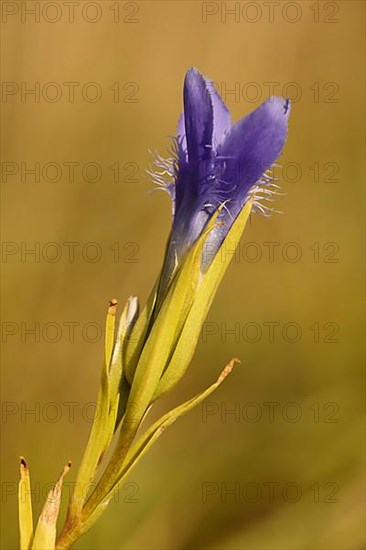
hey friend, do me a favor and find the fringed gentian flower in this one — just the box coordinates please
[151,67,290,294]
[21,68,291,550]
[120,66,291,422]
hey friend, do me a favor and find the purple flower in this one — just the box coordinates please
[151,67,290,290]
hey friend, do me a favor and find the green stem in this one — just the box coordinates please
[55,517,87,550]
[83,421,138,517]
[55,421,138,550]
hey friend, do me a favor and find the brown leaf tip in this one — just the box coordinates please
[19,456,27,468]
[217,358,241,384]
[108,298,118,316]
[62,462,72,476]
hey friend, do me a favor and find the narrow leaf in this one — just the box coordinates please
[154,199,253,399]
[109,296,138,407]
[123,280,159,385]
[88,358,239,517]
[18,457,33,550]
[123,214,222,429]
[31,462,71,550]
[69,301,116,515]
[108,296,138,428]
[105,299,117,372]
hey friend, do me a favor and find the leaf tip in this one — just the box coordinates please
[108,299,118,316]
[217,357,240,384]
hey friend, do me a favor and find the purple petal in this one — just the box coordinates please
[203,97,290,264]
[183,68,213,166]
[159,70,216,293]
[205,79,231,145]
[177,77,231,155]
[217,97,290,196]
[177,112,187,157]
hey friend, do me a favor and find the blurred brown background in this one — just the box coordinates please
[1,1,365,549]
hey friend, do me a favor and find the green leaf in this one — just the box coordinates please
[68,302,116,515]
[123,281,159,385]
[18,457,33,550]
[82,217,224,515]
[69,297,139,519]
[154,199,253,399]
[31,462,71,550]
[115,374,132,429]
[105,299,117,372]
[109,296,138,425]
[122,214,222,430]
[87,358,240,518]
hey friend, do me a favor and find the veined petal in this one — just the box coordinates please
[205,79,231,146]
[161,69,216,291]
[205,97,290,258]
[218,97,290,195]
[183,67,213,166]
[177,77,231,155]
[177,113,187,161]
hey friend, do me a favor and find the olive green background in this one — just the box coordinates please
[1,1,365,549]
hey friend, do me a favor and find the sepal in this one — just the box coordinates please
[18,457,33,550]
[154,198,253,400]
[31,462,71,550]
[84,358,239,518]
